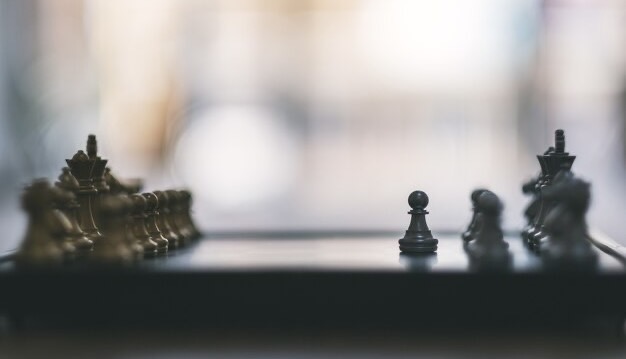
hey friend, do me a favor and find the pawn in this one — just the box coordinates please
[55,167,94,254]
[178,190,201,240]
[91,194,136,265]
[128,194,159,257]
[142,192,169,253]
[466,191,510,267]
[398,191,438,253]
[461,189,487,242]
[541,173,597,270]
[16,180,68,267]
[166,190,193,241]
[153,191,181,248]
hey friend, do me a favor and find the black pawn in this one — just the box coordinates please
[461,188,487,242]
[398,191,438,253]
[466,191,510,267]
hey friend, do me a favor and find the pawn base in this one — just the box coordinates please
[399,233,438,253]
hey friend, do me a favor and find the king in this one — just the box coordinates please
[528,130,576,251]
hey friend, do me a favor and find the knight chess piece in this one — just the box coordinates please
[466,191,510,269]
[142,192,169,253]
[153,191,181,248]
[528,130,576,251]
[535,170,572,250]
[91,194,136,265]
[54,167,94,254]
[104,167,143,195]
[66,150,103,243]
[128,194,159,257]
[398,190,438,253]
[16,180,69,267]
[541,171,597,270]
[104,167,125,195]
[461,189,487,242]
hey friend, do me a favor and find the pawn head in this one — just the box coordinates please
[130,193,148,213]
[179,190,192,202]
[153,190,168,206]
[142,192,159,211]
[166,190,181,206]
[408,190,429,210]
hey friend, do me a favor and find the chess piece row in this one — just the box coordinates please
[461,180,595,270]
[397,188,512,269]
[519,130,596,267]
[397,188,511,270]
[16,135,200,267]
[399,171,596,271]
[456,130,596,269]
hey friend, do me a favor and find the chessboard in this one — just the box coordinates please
[1,230,625,331]
[3,130,626,333]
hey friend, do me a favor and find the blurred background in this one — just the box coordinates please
[0,0,625,252]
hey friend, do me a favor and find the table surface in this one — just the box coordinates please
[3,230,624,273]
[152,231,625,273]
[2,231,626,358]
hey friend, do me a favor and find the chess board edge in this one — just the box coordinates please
[0,231,625,331]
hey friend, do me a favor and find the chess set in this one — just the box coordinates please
[0,131,625,331]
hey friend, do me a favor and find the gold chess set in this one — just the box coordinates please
[17,135,200,267]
